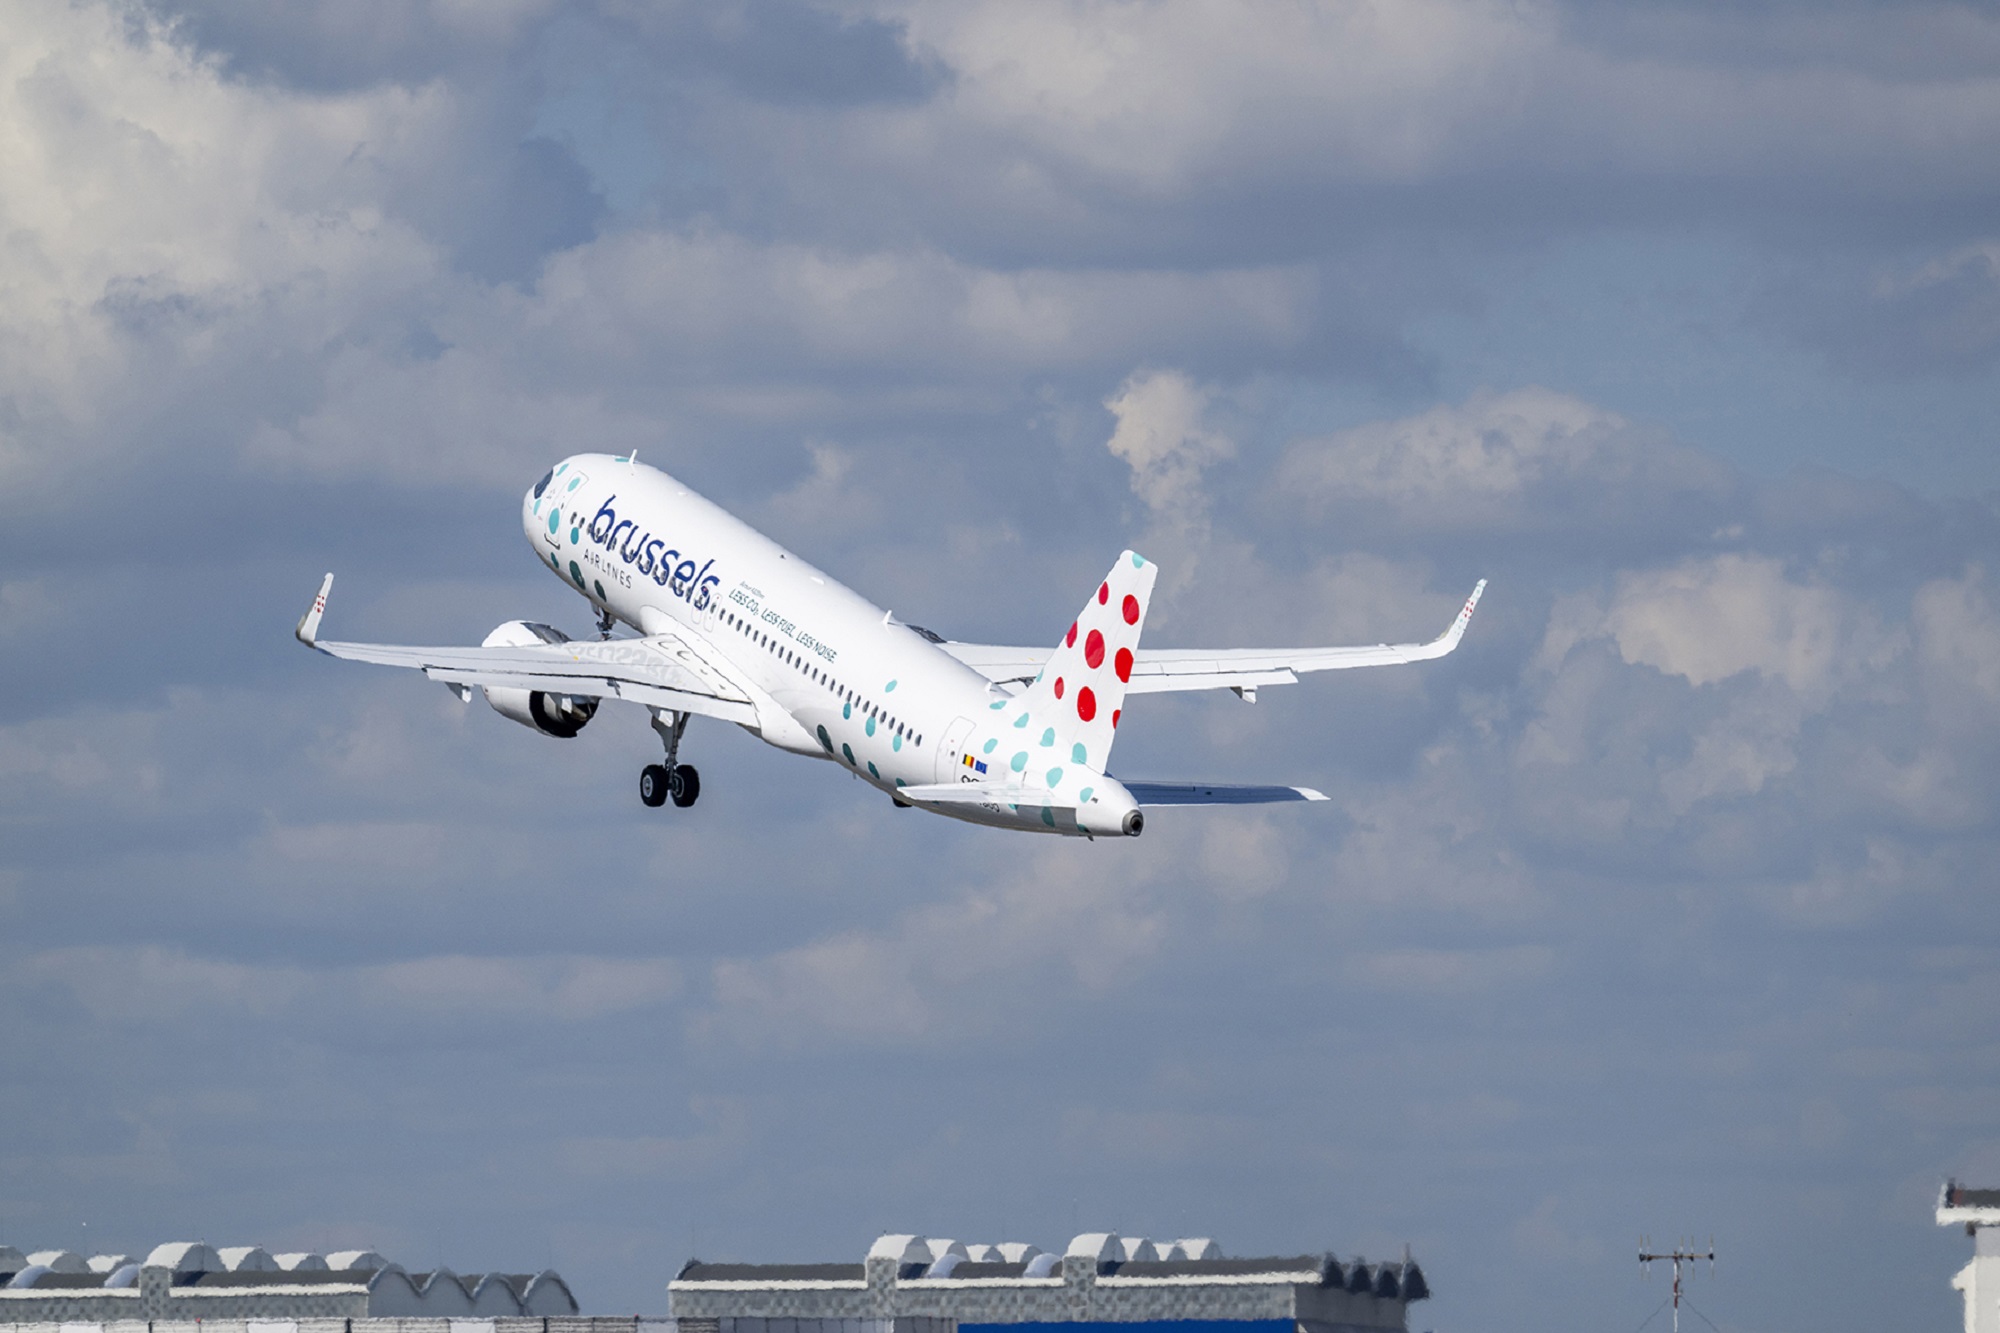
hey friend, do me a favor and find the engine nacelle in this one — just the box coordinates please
[480,620,599,739]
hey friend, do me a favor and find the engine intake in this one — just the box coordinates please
[480,620,599,739]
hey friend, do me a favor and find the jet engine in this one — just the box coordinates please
[479,620,599,739]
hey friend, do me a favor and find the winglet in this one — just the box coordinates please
[295,573,334,646]
[1430,578,1487,655]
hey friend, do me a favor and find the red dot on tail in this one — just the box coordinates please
[1084,629,1105,669]
[1112,708,1121,728]
[1122,594,1140,625]
[1066,622,1077,648]
[1077,686,1097,722]
[1054,677,1065,699]
[1115,647,1133,682]
[1098,583,1109,605]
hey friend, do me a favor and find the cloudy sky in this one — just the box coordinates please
[4,1,2000,1329]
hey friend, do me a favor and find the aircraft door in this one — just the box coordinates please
[936,716,975,784]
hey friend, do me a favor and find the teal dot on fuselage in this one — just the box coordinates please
[1046,767,1063,786]
[569,562,584,588]
[843,702,852,720]
[868,761,880,778]
[548,510,560,534]
[982,738,997,754]
[892,734,902,751]
[1041,806,1056,827]
[817,725,833,752]
[594,580,606,600]
[570,527,580,543]
[1013,713,1028,728]
[990,700,1006,710]
[1072,743,1087,764]
[567,477,580,491]
[1039,728,1055,746]
[1079,786,1094,803]
[842,743,856,766]
[1011,751,1027,772]
[884,680,897,692]
[865,716,876,737]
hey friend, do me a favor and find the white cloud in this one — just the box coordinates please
[1277,387,1731,531]
[13,945,681,1026]
[696,843,1172,1047]
[0,0,446,483]
[1540,554,1904,707]
[1347,944,1554,995]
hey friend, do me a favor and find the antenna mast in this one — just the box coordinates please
[1638,1238,1715,1333]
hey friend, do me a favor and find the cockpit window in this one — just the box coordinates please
[532,468,555,498]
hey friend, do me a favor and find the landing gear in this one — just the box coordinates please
[640,762,700,808]
[642,708,701,810]
[597,606,617,640]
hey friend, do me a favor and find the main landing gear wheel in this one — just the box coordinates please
[643,707,699,811]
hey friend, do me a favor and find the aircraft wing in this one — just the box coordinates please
[942,579,1486,695]
[293,574,758,725]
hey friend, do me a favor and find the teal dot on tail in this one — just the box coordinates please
[1039,727,1055,746]
[982,738,997,754]
[1046,767,1063,786]
[1130,551,1145,568]
[1072,743,1087,764]
[1010,751,1027,772]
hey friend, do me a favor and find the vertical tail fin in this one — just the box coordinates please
[1020,550,1156,771]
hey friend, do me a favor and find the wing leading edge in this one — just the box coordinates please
[944,579,1486,695]
[294,574,757,725]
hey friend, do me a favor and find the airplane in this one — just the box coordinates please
[295,453,1485,838]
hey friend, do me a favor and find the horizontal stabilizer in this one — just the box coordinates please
[1121,781,1327,805]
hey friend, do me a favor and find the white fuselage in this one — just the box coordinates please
[523,454,1140,836]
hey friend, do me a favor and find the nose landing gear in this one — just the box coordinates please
[642,708,701,809]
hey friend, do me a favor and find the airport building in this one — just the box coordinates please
[669,1232,1426,1333]
[0,1242,578,1324]
[1942,1182,2000,1333]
